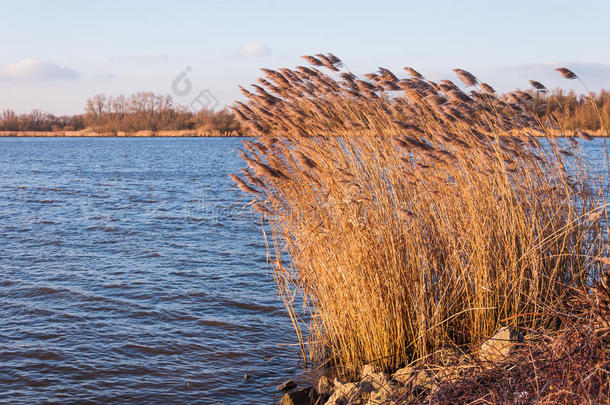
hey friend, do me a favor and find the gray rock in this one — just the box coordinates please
[392,367,432,387]
[279,387,319,405]
[360,365,392,405]
[316,374,333,396]
[277,379,298,391]
[325,380,360,405]
[479,326,524,364]
[326,365,392,405]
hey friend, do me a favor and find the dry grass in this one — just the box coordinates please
[230,55,609,378]
[395,278,610,404]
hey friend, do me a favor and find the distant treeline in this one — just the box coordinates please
[526,89,610,132]
[0,109,85,132]
[1,89,609,133]
[0,92,241,134]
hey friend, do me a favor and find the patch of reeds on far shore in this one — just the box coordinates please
[230,55,609,388]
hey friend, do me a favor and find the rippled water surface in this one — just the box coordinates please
[0,137,301,404]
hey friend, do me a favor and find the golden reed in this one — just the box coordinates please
[231,55,608,376]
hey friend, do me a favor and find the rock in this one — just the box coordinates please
[410,370,432,389]
[360,365,392,405]
[277,379,298,391]
[392,367,434,390]
[361,365,386,385]
[325,365,392,405]
[479,326,524,364]
[316,375,333,396]
[279,387,319,405]
[392,366,414,385]
[325,380,361,405]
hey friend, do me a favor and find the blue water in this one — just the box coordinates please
[0,137,302,404]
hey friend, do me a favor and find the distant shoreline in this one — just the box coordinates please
[0,130,243,138]
[1,130,607,138]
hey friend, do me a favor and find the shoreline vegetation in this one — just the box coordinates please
[231,55,609,404]
[2,85,610,138]
[0,92,242,136]
[0,129,608,138]
[0,129,241,137]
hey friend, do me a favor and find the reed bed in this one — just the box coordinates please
[230,54,608,377]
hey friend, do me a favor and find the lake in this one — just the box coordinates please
[0,137,301,404]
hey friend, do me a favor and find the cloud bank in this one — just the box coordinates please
[0,59,79,80]
[240,44,271,57]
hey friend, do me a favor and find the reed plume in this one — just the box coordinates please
[404,67,424,79]
[452,68,478,86]
[556,67,578,79]
[529,80,548,91]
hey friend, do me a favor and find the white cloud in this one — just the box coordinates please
[240,44,271,57]
[114,53,168,63]
[0,59,79,80]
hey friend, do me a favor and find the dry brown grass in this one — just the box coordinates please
[230,54,609,378]
[395,280,610,404]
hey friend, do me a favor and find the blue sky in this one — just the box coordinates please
[1,0,609,114]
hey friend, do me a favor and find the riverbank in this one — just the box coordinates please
[277,280,610,404]
[0,129,242,137]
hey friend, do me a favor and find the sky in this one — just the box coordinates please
[1,0,609,115]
